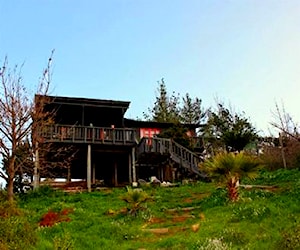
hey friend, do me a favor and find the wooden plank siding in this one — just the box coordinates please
[39,124,138,145]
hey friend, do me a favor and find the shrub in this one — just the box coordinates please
[220,228,249,245]
[276,225,300,249]
[0,207,37,249]
[0,200,23,218]
[231,204,271,223]
[22,185,60,200]
[260,139,300,170]
[200,188,228,210]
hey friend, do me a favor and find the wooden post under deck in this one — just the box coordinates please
[128,152,132,183]
[114,161,118,186]
[132,147,136,183]
[87,144,92,192]
[92,163,96,184]
[33,142,40,189]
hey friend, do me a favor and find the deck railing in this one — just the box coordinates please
[137,137,207,178]
[40,124,138,145]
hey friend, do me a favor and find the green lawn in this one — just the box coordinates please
[2,168,300,249]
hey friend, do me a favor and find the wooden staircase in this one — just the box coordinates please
[137,137,207,178]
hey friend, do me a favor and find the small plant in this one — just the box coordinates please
[120,187,150,216]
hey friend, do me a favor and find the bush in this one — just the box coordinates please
[276,225,300,249]
[220,228,249,245]
[260,139,300,170]
[231,204,271,223]
[200,188,228,210]
[0,204,37,249]
[20,185,63,202]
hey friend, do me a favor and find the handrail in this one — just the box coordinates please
[40,124,137,145]
[137,137,206,177]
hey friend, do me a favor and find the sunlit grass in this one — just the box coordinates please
[10,168,300,249]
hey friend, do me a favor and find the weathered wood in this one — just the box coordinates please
[165,206,201,213]
[142,228,169,234]
[132,147,136,182]
[41,125,137,145]
[128,152,132,183]
[87,144,92,192]
[239,184,278,189]
[92,163,96,184]
[33,142,40,189]
[114,161,118,186]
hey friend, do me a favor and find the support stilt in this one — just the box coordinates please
[87,144,92,192]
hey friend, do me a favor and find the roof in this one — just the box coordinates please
[35,94,130,110]
[124,118,202,129]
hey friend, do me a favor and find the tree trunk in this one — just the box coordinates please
[7,177,14,202]
[227,176,239,201]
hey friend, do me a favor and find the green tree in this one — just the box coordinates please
[204,103,257,153]
[144,78,180,123]
[201,152,262,201]
[158,124,191,149]
[180,93,206,125]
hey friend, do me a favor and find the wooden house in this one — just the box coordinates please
[35,95,205,190]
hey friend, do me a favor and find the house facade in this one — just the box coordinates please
[35,95,204,190]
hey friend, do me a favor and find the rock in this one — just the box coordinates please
[191,223,200,232]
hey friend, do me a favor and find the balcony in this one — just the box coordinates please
[39,124,138,145]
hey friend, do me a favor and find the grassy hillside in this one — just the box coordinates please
[2,168,300,249]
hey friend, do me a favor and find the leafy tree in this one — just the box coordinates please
[144,79,206,125]
[158,124,191,149]
[201,152,262,201]
[204,103,257,153]
[180,93,206,125]
[144,79,206,150]
[144,78,180,123]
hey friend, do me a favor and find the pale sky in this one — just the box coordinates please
[1,0,299,135]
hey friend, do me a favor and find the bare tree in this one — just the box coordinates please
[0,51,75,201]
[0,56,36,201]
[265,101,300,169]
[270,101,299,141]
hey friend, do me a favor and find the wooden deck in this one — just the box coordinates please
[40,124,138,145]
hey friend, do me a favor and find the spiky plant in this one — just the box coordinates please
[121,187,150,216]
[201,152,263,201]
